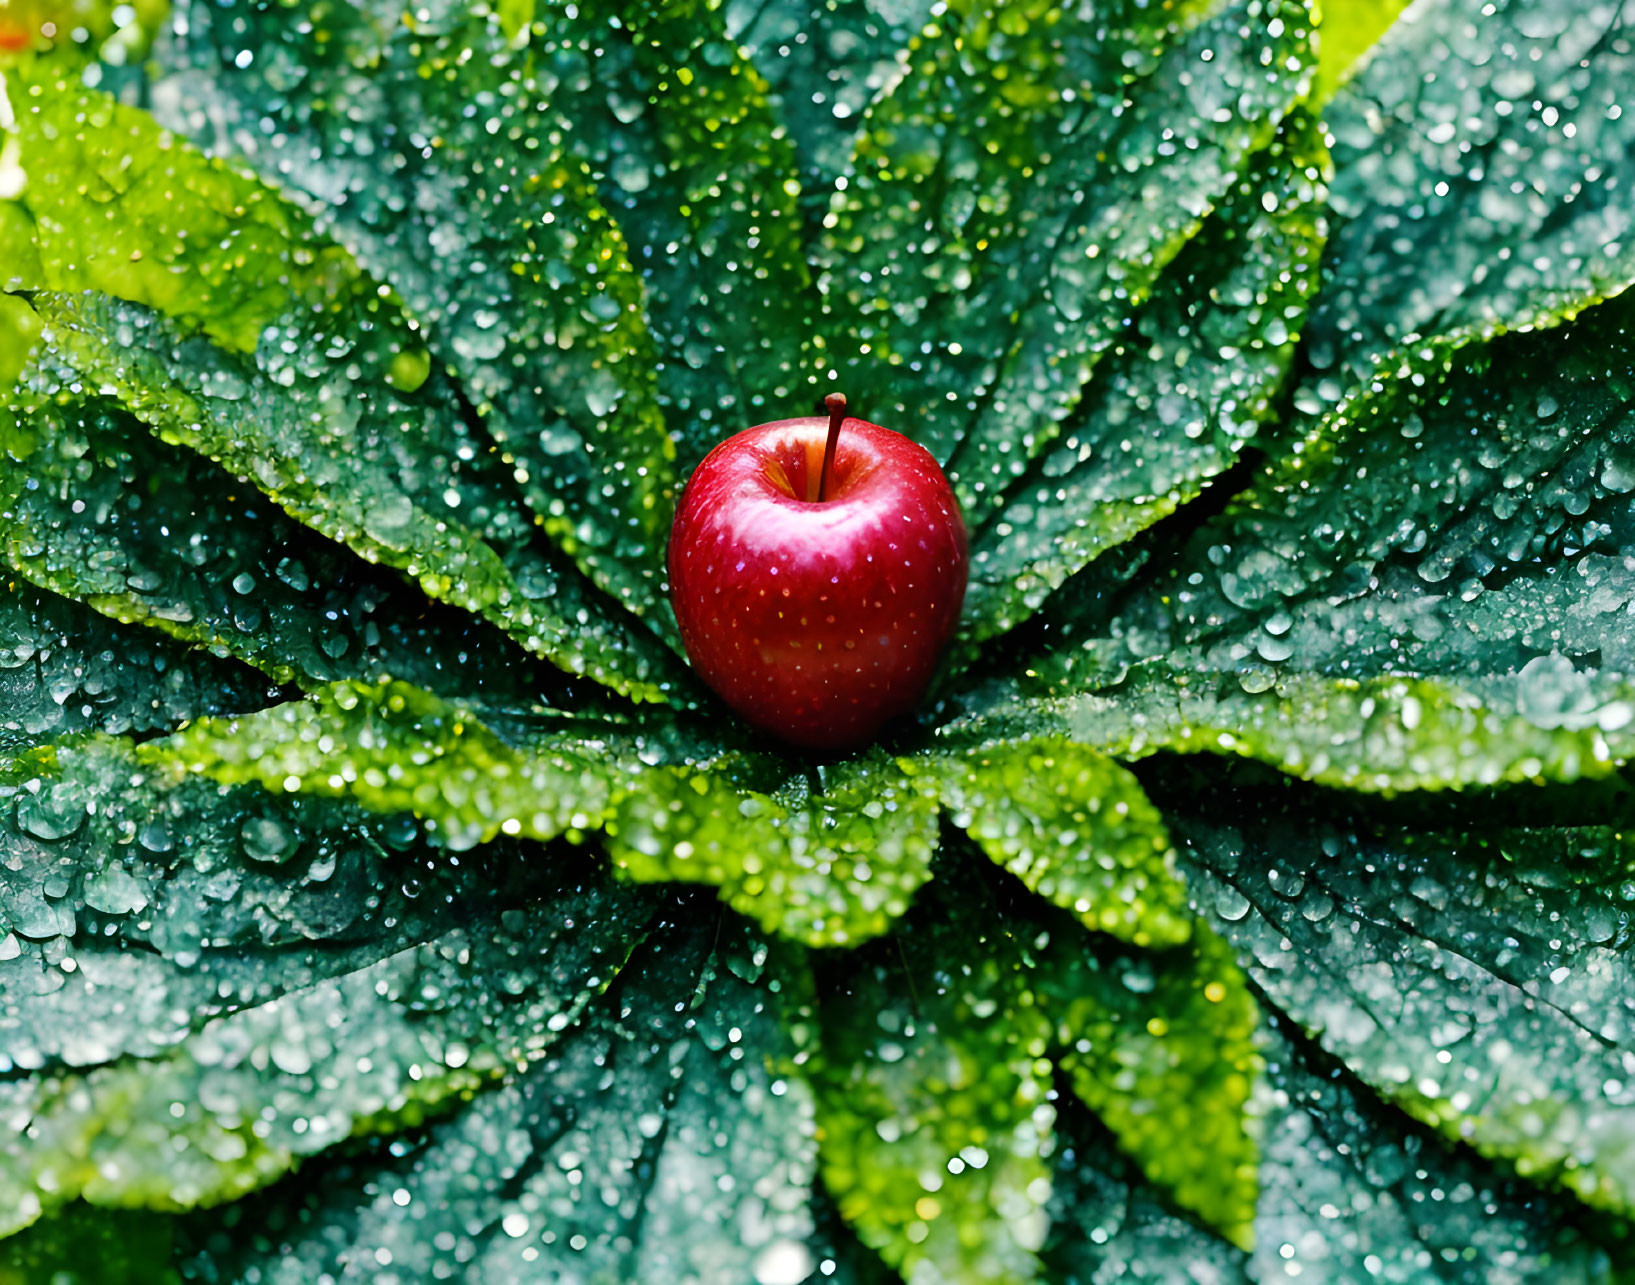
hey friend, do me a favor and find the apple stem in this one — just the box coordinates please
[817,392,847,503]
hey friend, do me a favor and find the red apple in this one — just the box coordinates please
[668,395,968,751]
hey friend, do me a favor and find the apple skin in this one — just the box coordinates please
[668,413,968,751]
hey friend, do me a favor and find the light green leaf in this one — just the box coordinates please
[815,856,1264,1278]
[903,736,1192,947]
[4,64,370,355]
[1308,0,1410,108]
[963,664,1634,792]
[0,0,165,69]
[152,677,932,948]
[608,749,939,947]
[146,680,619,852]
[813,869,1057,1284]
[1040,924,1262,1250]
[0,292,39,387]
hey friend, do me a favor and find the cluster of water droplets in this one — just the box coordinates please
[1166,781,1635,1276]
[1307,0,1635,399]
[0,734,668,1231]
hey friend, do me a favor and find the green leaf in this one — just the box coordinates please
[1304,0,1635,401]
[28,288,528,632]
[812,869,1057,1284]
[819,0,1313,524]
[608,748,939,947]
[1040,923,1262,1249]
[0,0,166,70]
[1307,0,1410,108]
[0,734,662,1235]
[0,389,604,711]
[144,0,679,616]
[4,74,685,701]
[1176,783,1635,1218]
[154,677,932,948]
[0,577,269,751]
[964,664,1634,792]
[814,855,1263,1279]
[28,288,690,700]
[528,0,822,468]
[903,736,1193,947]
[0,293,39,387]
[6,0,1635,1274]
[4,65,368,355]
[1046,992,1618,1282]
[972,277,1635,791]
[960,110,1328,648]
[146,680,619,852]
[1248,1020,1620,1282]
[1042,1109,1250,1285]
[0,1205,179,1285]
[162,915,827,1285]
[725,0,930,183]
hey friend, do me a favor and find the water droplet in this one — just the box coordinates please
[241,816,299,864]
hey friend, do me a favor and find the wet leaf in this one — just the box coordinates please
[814,856,1262,1279]
[1045,957,1620,1284]
[960,110,1328,650]
[725,0,929,185]
[0,734,661,1235]
[0,577,270,751]
[961,663,1635,793]
[1,392,602,711]
[811,872,1058,1284]
[157,678,929,947]
[12,293,678,698]
[903,736,1192,947]
[1305,0,1635,401]
[1177,786,1635,1220]
[149,680,621,853]
[3,74,686,701]
[527,0,822,469]
[609,749,938,948]
[163,916,826,1285]
[1306,0,1409,108]
[145,0,680,617]
[819,0,1313,525]
[970,281,1635,791]
[1039,923,1261,1248]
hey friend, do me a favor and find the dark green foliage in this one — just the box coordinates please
[3,0,1635,1278]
